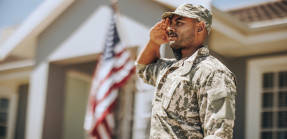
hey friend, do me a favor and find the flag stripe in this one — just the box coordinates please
[95,58,133,101]
[100,65,134,101]
[106,113,115,130]
[95,61,134,102]
[91,51,131,104]
[92,67,134,124]
[97,56,131,95]
[92,128,101,139]
[98,123,110,139]
[94,65,134,109]
[103,118,113,136]
[94,90,118,119]
[91,98,118,136]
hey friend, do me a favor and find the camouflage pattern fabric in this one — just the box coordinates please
[162,4,212,34]
[136,46,237,139]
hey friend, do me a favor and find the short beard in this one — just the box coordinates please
[172,48,182,60]
[169,41,182,50]
[169,28,195,50]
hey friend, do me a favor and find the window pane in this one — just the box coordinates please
[278,91,287,107]
[0,113,7,123]
[0,99,9,110]
[262,112,273,128]
[278,111,287,128]
[263,92,273,108]
[279,71,287,88]
[0,126,6,137]
[263,73,273,89]
[261,132,273,139]
[277,131,287,139]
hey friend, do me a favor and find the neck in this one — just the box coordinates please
[172,41,205,60]
[181,42,204,59]
[181,47,199,58]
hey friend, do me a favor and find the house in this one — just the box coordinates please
[210,1,287,139]
[0,0,286,139]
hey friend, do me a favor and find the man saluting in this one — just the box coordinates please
[136,4,237,139]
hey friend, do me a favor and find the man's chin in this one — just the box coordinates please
[169,42,181,50]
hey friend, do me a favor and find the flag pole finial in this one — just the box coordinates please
[111,0,119,13]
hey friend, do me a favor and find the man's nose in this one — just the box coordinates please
[166,27,175,32]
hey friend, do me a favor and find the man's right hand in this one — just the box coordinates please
[149,18,170,46]
[136,18,170,65]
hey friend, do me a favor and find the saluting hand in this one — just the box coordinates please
[149,18,170,46]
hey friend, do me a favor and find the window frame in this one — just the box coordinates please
[0,85,19,139]
[246,55,287,139]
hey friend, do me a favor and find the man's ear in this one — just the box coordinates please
[197,21,205,33]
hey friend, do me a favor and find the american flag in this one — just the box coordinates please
[84,13,134,139]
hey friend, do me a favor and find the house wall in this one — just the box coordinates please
[42,64,66,139]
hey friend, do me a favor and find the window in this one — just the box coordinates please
[0,98,9,139]
[247,55,287,139]
[261,71,287,139]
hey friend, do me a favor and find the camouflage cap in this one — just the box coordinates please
[162,4,212,34]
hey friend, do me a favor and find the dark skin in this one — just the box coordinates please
[136,15,207,64]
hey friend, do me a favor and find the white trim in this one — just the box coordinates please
[246,55,287,139]
[0,0,76,61]
[67,70,91,83]
[249,18,287,29]
[0,60,34,71]
[212,16,287,45]
[25,62,49,139]
[0,70,31,82]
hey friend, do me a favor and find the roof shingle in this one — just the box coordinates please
[228,1,287,23]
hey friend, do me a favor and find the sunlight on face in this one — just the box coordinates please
[168,15,197,50]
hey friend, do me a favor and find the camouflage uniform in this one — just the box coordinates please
[136,46,237,139]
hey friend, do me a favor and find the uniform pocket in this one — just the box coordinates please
[162,80,179,110]
[207,87,235,120]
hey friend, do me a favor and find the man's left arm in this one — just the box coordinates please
[198,70,237,139]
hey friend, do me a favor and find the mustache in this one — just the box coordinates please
[168,32,177,37]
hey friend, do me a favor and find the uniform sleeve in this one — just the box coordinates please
[198,70,237,139]
[135,59,174,86]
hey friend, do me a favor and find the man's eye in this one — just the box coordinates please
[176,22,183,26]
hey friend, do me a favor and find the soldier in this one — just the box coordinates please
[135,4,237,139]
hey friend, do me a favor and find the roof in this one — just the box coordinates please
[209,1,287,58]
[0,0,76,61]
[227,1,287,23]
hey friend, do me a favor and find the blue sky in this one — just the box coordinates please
[213,0,276,11]
[155,0,276,11]
[0,0,43,29]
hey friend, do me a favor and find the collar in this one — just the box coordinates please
[171,46,210,76]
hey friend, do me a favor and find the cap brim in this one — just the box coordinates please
[162,12,175,19]
[162,12,192,19]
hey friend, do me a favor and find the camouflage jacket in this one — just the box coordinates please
[136,46,236,139]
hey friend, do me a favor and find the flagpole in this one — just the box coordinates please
[110,2,135,139]
[110,0,131,49]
